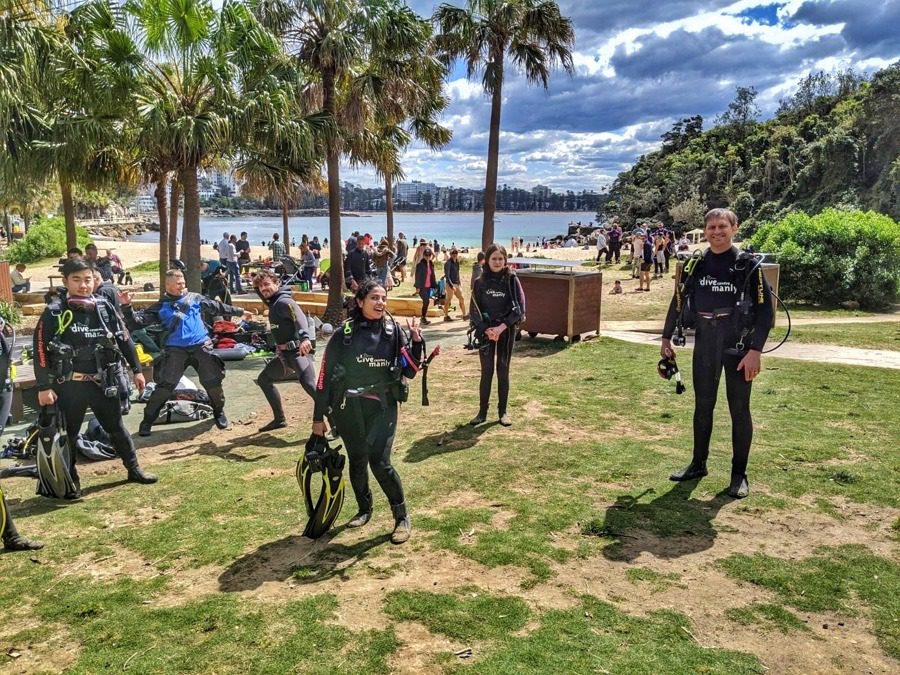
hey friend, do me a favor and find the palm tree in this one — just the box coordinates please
[127,0,320,291]
[349,10,451,244]
[252,0,435,322]
[434,0,574,251]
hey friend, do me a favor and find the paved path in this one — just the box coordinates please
[600,313,900,333]
[602,330,900,370]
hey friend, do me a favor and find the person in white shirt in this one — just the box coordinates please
[217,232,230,266]
[225,234,243,293]
[595,230,608,263]
[10,263,30,293]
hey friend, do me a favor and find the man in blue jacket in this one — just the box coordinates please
[121,269,251,436]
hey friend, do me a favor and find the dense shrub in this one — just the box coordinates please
[749,209,900,310]
[0,300,22,327]
[4,217,92,264]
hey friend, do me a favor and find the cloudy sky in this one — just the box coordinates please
[342,0,899,192]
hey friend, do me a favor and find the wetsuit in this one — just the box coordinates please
[470,270,526,418]
[256,287,317,422]
[663,247,773,478]
[123,292,244,426]
[344,248,376,288]
[33,295,145,488]
[313,318,423,519]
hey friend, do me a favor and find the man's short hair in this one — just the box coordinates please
[68,247,83,256]
[704,208,738,226]
[85,243,97,251]
[15,263,26,270]
[165,268,184,278]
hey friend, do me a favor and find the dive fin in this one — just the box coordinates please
[35,407,78,499]
[0,486,7,540]
[297,439,346,539]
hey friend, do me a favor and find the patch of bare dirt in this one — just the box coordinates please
[388,621,469,674]
[100,501,178,530]
[1,628,81,675]
[547,494,900,674]
[59,544,161,583]
[241,467,294,481]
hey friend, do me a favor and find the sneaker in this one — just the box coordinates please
[259,419,287,432]
[727,474,750,499]
[443,315,453,322]
[391,516,411,545]
[421,318,431,326]
[214,412,230,430]
[469,414,486,426]
[138,421,152,437]
[460,314,469,320]
[498,414,512,427]
[669,462,708,482]
[347,511,372,528]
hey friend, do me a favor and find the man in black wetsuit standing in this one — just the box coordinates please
[660,208,773,498]
[253,270,317,431]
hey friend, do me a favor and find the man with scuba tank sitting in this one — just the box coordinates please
[34,258,157,496]
[120,269,252,437]
[661,208,773,499]
[253,269,317,431]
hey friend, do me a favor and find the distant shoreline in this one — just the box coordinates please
[202,209,597,218]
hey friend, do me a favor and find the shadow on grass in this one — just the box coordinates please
[218,528,391,591]
[514,336,570,359]
[593,480,732,562]
[149,430,296,463]
[404,422,498,463]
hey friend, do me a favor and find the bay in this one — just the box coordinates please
[129,211,597,248]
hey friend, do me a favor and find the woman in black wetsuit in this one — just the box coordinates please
[311,280,424,544]
[34,259,157,497]
[469,243,526,427]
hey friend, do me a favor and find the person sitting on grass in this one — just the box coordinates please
[609,279,623,294]
[10,263,30,293]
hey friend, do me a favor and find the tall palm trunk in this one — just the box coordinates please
[179,165,202,292]
[282,202,290,256]
[323,70,344,324]
[385,173,394,244]
[154,175,169,291]
[60,178,77,249]
[481,65,504,253]
[168,176,179,264]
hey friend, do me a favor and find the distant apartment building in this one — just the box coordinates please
[532,184,551,209]
[394,180,438,207]
[206,169,241,197]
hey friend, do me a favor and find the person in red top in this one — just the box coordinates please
[414,248,436,325]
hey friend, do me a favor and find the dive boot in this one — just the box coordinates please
[669,461,708,482]
[347,511,372,528]
[498,414,512,427]
[469,413,487,426]
[727,474,749,499]
[214,412,230,430]
[3,535,44,551]
[127,466,158,484]
[259,419,287,432]
[138,421,153,437]
[390,502,411,545]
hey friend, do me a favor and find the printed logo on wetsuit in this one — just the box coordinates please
[356,353,391,368]
[68,325,108,338]
[697,275,736,293]
[484,289,506,298]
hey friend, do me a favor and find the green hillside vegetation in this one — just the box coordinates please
[603,63,900,233]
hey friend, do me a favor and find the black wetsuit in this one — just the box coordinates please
[123,293,244,424]
[470,269,526,418]
[256,287,317,421]
[663,247,773,478]
[313,318,423,516]
[34,296,144,488]
[344,248,376,288]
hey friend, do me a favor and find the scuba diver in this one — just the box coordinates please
[469,243,526,427]
[1,317,43,550]
[661,208,773,499]
[121,268,252,437]
[33,258,157,497]
[310,279,425,545]
[253,269,317,431]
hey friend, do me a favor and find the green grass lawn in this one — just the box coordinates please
[1,339,898,673]
[770,320,900,351]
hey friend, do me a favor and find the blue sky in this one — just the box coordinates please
[342,0,899,192]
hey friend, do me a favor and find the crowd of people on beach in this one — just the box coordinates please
[3,208,770,556]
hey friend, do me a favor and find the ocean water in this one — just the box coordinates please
[130,211,597,248]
